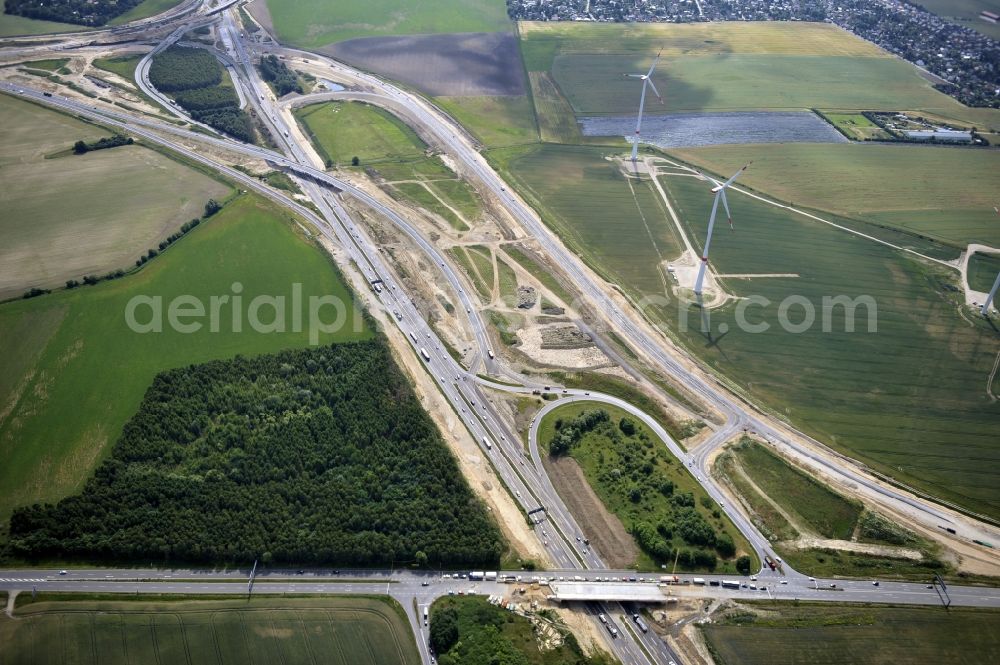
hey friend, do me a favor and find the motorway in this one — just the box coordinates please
[2,2,1000,663]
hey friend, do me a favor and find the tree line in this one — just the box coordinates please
[5,0,145,26]
[7,339,506,567]
[73,134,133,154]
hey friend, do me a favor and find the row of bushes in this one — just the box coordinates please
[73,134,133,154]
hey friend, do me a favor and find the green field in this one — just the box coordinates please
[670,143,1000,248]
[2,596,418,665]
[701,602,1000,665]
[490,144,683,302]
[260,0,511,48]
[0,194,370,525]
[539,401,755,572]
[92,54,143,81]
[295,100,482,228]
[918,0,1000,40]
[818,111,891,141]
[0,93,232,299]
[0,0,180,35]
[969,253,1000,293]
[662,173,1000,518]
[19,58,68,72]
[108,0,185,26]
[0,0,90,36]
[435,95,539,148]
[495,141,1000,518]
[518,21,1000,132]
[431,595,613,665]
[295,101,425,167]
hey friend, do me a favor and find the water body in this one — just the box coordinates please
[579,111,848,148]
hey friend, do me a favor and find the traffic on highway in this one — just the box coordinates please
[2,2,999,664]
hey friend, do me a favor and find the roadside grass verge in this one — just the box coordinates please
[728,440,861,540]
[435,95,539,148]
[548,370,683,441]
[497,257,520,304]
[448,246,492,302]
[295,100,482,227]
[502,245,576,306]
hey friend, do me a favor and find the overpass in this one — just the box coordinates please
[548,582,669,603]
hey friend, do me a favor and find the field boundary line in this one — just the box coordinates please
[987,351,1000,402]
[657,160,955,270]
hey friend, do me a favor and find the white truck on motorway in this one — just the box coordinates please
[420,348,431,361]
[482,436,492,450]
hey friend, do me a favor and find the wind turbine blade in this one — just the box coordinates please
[720,161,752,189]
[624,73,645,78]
[646,48,662,78]
[720,189,734,231]
[646,78,663,103]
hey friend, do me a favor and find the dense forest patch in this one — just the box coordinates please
[7,339,505,566]
[541,402,754,573]
[149,45,254,142]
[5,0,146,26]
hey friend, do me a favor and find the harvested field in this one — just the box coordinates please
[2,596,419,665]
[0,93,231,299]
[322,31,526,96]
[542,454,638,569]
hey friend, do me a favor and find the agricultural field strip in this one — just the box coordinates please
[5,26,992,608]
[653,157,956,270]
[191,48,996,524]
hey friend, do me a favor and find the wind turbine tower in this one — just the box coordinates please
[693,163,751,296]
[982,271,1000,316]
[624,50,663,163]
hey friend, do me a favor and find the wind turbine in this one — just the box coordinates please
[981,271,1000,316]
[624,50,663,163]
[693,163,752,296]
[982,207,1000,316]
